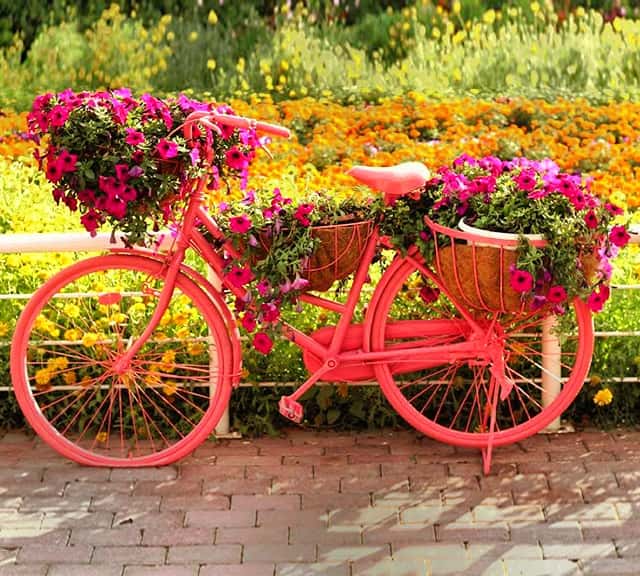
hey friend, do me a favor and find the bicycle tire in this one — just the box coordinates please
[368,255,594,448]
[10,253,236,467]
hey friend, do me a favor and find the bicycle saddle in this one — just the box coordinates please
[348,162,431,202]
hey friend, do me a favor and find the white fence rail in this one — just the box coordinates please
[2,231,639,434]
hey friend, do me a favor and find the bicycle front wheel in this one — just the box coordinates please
[369,256,594,449]
[10,253,235,467]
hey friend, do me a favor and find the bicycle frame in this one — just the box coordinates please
[113,175,497,394]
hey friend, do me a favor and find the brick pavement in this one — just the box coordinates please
[0,427,640,575]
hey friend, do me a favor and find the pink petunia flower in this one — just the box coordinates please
[609,225,630,248]
[156,138,178,160]
[45,159,63,183]
[584,210,599,229]
[514,169,537,191]
[509,268,534,293]
[241,312,257,333]
[227,265,254,287]
[229,214,252,234]
[125,128,145,146]
[58,149,78,173]
[546,285,567,304]
[80,209,102,236]
[419,285,440,304]
[587,285,611,312]
[253,332,274,355]
[48,105,70,127]
[225,146,249,170]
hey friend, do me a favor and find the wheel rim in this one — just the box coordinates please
[370,259,593,448]
[11,255,232,466]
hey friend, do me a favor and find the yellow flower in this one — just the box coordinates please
[208,9,218,25]
[64,328,82,341]
[452,1,461,14]
[187,341,205,356]
[63,371,77,385]
[188,31,198,42]
[589,374,602,387]
[163,381,178,396]
[483,9,496,24]
[0,322,9,338]
[63,303,80,318]
[207,59,217,71]
[35,369,52,389]
[95,431,108,444]
[593,388,613,406]
[82,332,99,347]
[47,356,68,371]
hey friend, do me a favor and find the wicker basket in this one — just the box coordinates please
[304,220,374,291]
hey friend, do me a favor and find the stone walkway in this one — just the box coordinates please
[0,427,640,576]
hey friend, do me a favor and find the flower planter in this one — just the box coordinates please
[305,219,374,291]
[433,220,546,314]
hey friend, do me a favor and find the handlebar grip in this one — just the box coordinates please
[212,113,290,138]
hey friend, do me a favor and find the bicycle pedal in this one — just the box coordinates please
[278,397,304,423]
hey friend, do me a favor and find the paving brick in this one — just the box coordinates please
[282,454,347,466]
[19,495,92,513]
[0,528,70,546]
[203,479,272,495]
[318,543,390,563]
[90,495,161,513]
[185,509,255,528]
[503,558,581,575]
[271,477,339,495]
[257,509,329,528]
[392,542,466,561]
[545,502,618,521]
[435,522,510,542]
[69,526,142,546]
[473,504,545,522]
[166,544,242,564]
[302,493,370,510]
[290,525,361,545]
[509,520,583,543]
[243,543,316,563]
[313,463,381,479]
[41,511,115,529]
[216,455,283,466]
[580,520,640,540]
[201,565,275,576]
[112,511,183,530]
[180,464,246,481]
[48,566,124,576]
[142,527,214,546]
[330,507,398,527]
[276,562,349,576]
[542,541,616,559]
[401,504,472,524]
[160,494,229,511]
[109,468,178,482]
[231,494,300,511]
[216,526,288,545]
[467,543,543,560]
[246,465,313,482]
[581,558,640,575]
[350,558,429,576]
[16,544,93,564]
[362,523,435,545]
[65,481,134,498]
[43,467,112,483]
[124,567,198,576]
[133,480,202,497]
[91,545,166,565]
[0,567,48,576]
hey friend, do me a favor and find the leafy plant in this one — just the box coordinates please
[215,186,382,354]
[381,153,630,314]
[27,88,259,246]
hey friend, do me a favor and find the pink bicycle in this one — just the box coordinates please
[10,112,594,474]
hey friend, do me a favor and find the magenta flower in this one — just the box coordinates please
[125,128,145,146]
[48,105,69,127]
[419,285,440,304]
[547,285,567,304]
[45,159,63,183]
[294,203,314,226]
[587,285,611,312]
[241,312,257,333]
[256,279,271,297]
[80,209,102,236]
[260,302,280,323]
[225,146,249,170]
[227,266,254,287]
[584,210,599,229]
[253,332,273,355]
[156,138,178,160]
[609,225,630,247]
[514,169,537,191]
[229,214,252,234]
[115,164,130,182]
[509,268,534,293]
[58,150,78,173]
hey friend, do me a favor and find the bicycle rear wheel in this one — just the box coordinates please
[369,256,594,449]
[11,253,235,467]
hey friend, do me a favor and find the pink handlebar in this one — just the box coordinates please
[183,110,290,139]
